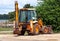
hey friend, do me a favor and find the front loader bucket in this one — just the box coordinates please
[42,26,53,34]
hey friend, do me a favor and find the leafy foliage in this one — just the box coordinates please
[23,4,34,8]
[0,14,9,20]
[8,12,15,21]
[36,0,60,32]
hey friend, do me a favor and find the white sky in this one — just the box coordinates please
[0,0,37,14]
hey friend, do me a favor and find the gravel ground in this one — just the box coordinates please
[0,34,60,41]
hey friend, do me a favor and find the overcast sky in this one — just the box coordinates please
[0,0,37,14]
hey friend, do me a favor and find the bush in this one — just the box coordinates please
[36,0,60,33]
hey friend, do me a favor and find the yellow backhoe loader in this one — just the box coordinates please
[13,1,53,35]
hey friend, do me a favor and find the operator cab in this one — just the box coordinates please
[19,8,37,23]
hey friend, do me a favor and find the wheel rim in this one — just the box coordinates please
[44,28,49,33]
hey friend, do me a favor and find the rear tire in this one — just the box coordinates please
[42,26,49,34]
[48,28,53,34]
[42,26,53,34]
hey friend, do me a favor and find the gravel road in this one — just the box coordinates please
[0,34,60,41]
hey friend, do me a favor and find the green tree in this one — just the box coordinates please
[0,14,9,20]
[23,4,34,8]
[36,0,60,32]
[8,11,15,21]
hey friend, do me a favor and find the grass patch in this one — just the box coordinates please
[0,27,13,31]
